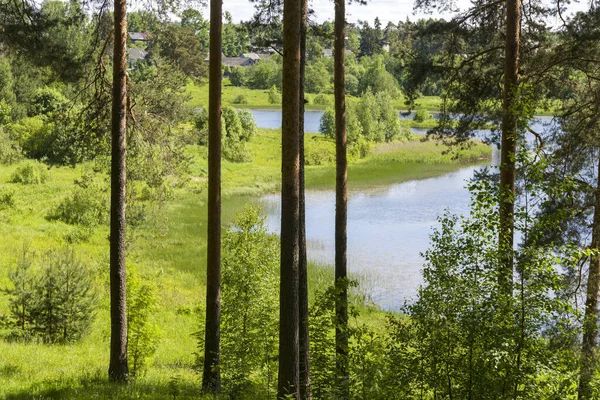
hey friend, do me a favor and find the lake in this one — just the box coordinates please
[255,111,555,310]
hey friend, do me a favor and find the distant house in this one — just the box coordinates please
[129,32,152,46]
[128,48,148,70]
[223,57,257,67]
[205,52,260,69]
[322,48,354,58]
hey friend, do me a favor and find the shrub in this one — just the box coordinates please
[0,188,16,210]
[305,138,336,165]
[194,109,209,146]
[267,85,281,104]
[2,246,97,343]
[0,128,22,165]
[414,109,433,123]
[313,94,332,106]
[128,266,161,378]
[237,109,257,141]
[219,206,279,397]
[11,161,48,184]
[32,87,68,116]
[233,94,249,104]
[319,108,335,138]
[0,99,11,125]
[48,182,108,229]
[229,67,248,87]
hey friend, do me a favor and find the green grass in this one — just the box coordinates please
[0,129,491,398]
[187,80,443,113]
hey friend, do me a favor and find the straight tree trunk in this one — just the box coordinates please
[498,0,521,295]
[334,0,349,397]
[108,0,128,383]
[578,155,600,399]
[202,0,223,392]
[278,0,302,396]
[298,0,311,398]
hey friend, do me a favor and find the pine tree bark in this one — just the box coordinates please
[108,0,128,383]
[499,0,521,295]
[334,0,349,397]
[499,0,521,296]
[578,155,600,399]
[278,0,302,396]
[298,0,311,397]
[202,0,222,392]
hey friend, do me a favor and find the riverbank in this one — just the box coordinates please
[0,129,490,398]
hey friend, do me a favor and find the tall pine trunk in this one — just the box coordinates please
[278,0,302,395]
[334,0,349,396]
[499,0,521,295]
[108,0,128,383]
[202,0,222,392]
[578,154,600,399]
[298,0,312,397]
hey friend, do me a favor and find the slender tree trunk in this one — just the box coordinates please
[108,0,128,383]
[578,155,600,399]
[298,0,312,397]
[202,0,223,393]
[499,0,521,295]
[334,0,349,397]
[278,0,302,396]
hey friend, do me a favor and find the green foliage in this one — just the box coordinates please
[0,99,11,125]
[10,161,48,184]
[267,85,281,105]
[312,94,332,106]
[345,74,360,96]
[0,187,16,210]
[399,172,582,399]
[222,107,253,162]
[47,175,108,241]
[0,128,22,165]
[237,109,257,141]
[305,137,336,165]
[194,206,279,397]
[2,246,96,344]
[413,109,432,123]
[32,87,68,116]
[193,109,209,146]
[319,108,335,138]
[305,62,331,94]
[127,265,161,378]
[229,67,248,87]
[233,93,249,104]
[247,59,282,90]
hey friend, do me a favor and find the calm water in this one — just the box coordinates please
[256,112,555,310]
[259,165,490,310]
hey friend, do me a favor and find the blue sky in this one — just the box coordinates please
[212,0,590,26]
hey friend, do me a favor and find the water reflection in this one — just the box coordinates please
[260,165,486,310]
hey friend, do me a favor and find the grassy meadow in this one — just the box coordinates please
[186,80,444,113]
[0,129,490,399]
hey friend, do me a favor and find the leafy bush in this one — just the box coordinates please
[319,108,335,138]
[11,161,48,184]
[219,206,279,397]
[2,246,97,343]
[48,179,108,229]
[267,85,281,104]
[194,109,209,146]
[305,138,335,165]
[222,107,253,162]
[229,67,248,87]
[32,87,68,116]
[128,265,161,378]
[237,109,257,141]
[0,99,11,125]
[0,188,16,210]
[0,128,22,165]
[233,94,249,104]
[313,94,332,106]
[413,109,433,123]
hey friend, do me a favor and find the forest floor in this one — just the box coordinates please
[0,129,490,399]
